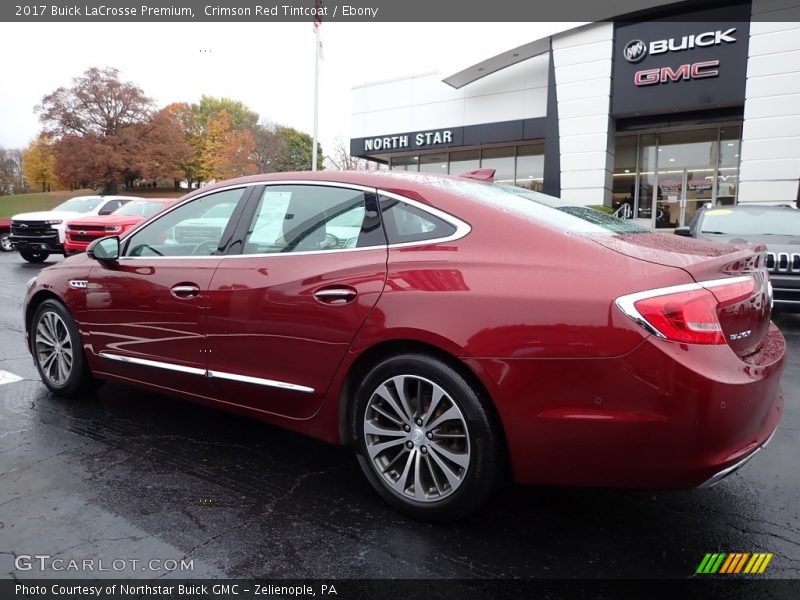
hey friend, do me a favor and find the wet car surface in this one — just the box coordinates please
[1,251,798,579]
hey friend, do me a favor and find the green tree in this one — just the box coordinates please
[192,96,259,134]
[273,127,323,172]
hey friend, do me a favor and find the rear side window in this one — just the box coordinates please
[379,196,456,244]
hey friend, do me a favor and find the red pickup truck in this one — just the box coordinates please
[0,218,11,252]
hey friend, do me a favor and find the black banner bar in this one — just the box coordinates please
[1,0,799,22]
[4,579,800,600]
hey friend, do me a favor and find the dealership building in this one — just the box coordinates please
[349,0,800,229]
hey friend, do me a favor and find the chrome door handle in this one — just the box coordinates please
[314,287,358,305]
[171,284,200,298]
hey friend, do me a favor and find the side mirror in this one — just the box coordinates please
[674,227,692,237]
[87,236,120,261]
[98,209,113,216]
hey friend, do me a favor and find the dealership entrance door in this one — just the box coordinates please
[612,125,741,229]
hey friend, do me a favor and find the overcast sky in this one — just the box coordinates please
[0,21,578,157]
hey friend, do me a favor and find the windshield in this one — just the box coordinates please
[701,208,800,236]
[115,200,169,217]
[441,179,647,234]
[54,196,102,213]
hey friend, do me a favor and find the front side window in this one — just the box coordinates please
[124,188,246,257]
[243,185,380,254]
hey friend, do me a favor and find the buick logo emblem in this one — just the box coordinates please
[624,39,647,63]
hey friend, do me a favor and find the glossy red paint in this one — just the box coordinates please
[24,171,785,490]
[64,198,177,254]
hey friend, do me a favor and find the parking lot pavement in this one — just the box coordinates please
[0,250,798,580]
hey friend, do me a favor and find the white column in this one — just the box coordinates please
[553,23,615,206]
[738,0,800,203]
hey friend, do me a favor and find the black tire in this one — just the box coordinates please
[351,353,503,521]
[0,233,12,252]
[20,250,49,263]
[31,299,103,397]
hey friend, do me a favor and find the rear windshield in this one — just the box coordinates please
[701,208,800,236]
[440,179,647,234]
[54,197,102,213]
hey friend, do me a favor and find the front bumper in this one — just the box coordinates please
[11,234,64,254]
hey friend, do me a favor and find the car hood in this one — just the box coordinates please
[13,211,83,221]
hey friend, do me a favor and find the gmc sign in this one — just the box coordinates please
[634,60,720,86]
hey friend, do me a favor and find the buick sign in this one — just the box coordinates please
[623,28,736,63]
[623,40,647,63]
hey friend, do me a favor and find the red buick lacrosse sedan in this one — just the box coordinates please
[23,171,784,520]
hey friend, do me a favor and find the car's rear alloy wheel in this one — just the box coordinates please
[32,299,102,397]
[353,354,502,520]
[365,375,470,501]
[0,233,12,252]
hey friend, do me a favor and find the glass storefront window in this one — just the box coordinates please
[615,125,742,228]
[612,136,637,218]
[449,150,479,175]
[481,147,515,185]
[516,144,544,191]
[638,134,659,224]
[657,129,718,228]
[391,156,419,172]
[419,154,448,173]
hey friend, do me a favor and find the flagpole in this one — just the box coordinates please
[311,25,320,171]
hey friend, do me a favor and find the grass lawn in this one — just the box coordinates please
[0,189,185,218]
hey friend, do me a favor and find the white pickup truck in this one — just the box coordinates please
[10,195,141,263]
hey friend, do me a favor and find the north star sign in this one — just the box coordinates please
[363,130,454,151]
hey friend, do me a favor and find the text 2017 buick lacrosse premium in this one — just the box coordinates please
[23,171,784,520]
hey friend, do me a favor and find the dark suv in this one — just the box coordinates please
[676,204,800,311]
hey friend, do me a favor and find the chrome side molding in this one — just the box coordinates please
[98,352,314,394]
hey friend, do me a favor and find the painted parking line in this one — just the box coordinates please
[0,370,23,385]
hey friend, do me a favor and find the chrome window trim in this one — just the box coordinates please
[98,351,314,393]
[117,179,471,260]
[615,275,755,339]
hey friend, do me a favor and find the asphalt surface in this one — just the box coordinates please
[0,250,798,581]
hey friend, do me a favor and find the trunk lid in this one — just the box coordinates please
[594,232,772,358]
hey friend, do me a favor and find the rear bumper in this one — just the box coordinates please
[697,428,777,488]
[468,323,785,488]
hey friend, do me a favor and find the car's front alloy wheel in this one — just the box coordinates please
[353,354,503,521]
[32,299,101,397]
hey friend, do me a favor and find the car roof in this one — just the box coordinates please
[179,171,489,205]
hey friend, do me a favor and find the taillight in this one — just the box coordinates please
[616,276,756,345]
